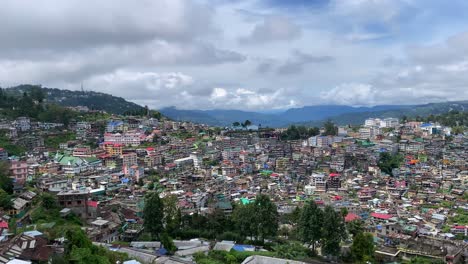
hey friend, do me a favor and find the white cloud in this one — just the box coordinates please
[211,88,228,98]
[239,15,301,44]
[1,0,468,110]
[321,83,376,106]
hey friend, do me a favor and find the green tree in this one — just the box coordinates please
[298,200,323,253]
[253,194,279,242]
[232,203,256,240]
[347,219,364,237]
[243,120,252,127]
[162,195,181,236]
[232,194,278,242]
[0,161,13,194]
[65,228,93,254]
[351,232,374,263]
[322,119,337,136]
[403,256,445,264]
[42,192,58,210]
[232,122,240,127]
[452,126,464,135]
[378,152,403,176]
[321,206,346,257]
[287,206,302,225]
[0,189,12,209]
[69,247,110,264]
[160,232,177,255]
[143,192,164,239]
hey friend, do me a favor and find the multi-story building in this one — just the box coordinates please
[359,127,381,140]
[104,132,144,146]
[122,152,138,168]
[364,118,381,127]
[57,189,92,219]
[144,154,162,167]
[106,120,124,132]
[365,117,399,128]
[311,173,326,191]
[308,136,333,147]
[190,152,202,169]
[123,165,144,181]
[10,160,28,183]
[72,146,92,157]
[15,117,31,131]
[327,173,341,189]
[103,143,123,156]
[380,118,399,128]
[275,157,289,173]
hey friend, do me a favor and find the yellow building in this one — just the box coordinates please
[104,143,123,156]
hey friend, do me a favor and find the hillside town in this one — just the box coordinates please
[0,111,467,264]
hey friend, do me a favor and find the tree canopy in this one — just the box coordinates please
[143,192,165,239]
[281,125,320,140]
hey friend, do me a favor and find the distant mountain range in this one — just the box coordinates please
[4,84,144,115]
[161,101,468,127]
[3,85,467,127]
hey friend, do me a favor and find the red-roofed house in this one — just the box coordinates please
[345,213,361,222]
[451,225,467,235]
[87,200,99,208]
[371,212,393,220]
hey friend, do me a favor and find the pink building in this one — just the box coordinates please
[123,165,144,181]
[10,160,28,183]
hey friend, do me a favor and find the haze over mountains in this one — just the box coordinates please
[160,101,468,127]
[4,85,467,128]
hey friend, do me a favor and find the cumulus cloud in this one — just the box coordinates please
[1,0,468,110]
[240,15,302,44]
[256,50,333,75]
[318,28,468,106]
[320,83,376,106]
[0,0,215,51]
[209,87,296,110]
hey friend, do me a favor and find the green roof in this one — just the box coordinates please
[84,157,100,163]
[216,201,232,210]
[58,156,83,165]
[240,198,251,205]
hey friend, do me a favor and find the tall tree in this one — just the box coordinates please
[160,232,177,255]
[322,119,338,136]
[42,193,58,210]
[232,203,256,240]
[347,219,364,237]
[162,195,181,236]
[321,206,347,257]
[254,194,278,242]
[351,232,375,263]
[298,200,323,253]
[232,194,278,242]
[143,192,164,239]
[0,189,12,209]
[0,162,13,194]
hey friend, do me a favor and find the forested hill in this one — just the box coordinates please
[3,84,145,115]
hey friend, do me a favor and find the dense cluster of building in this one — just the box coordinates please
[0,113,466,263]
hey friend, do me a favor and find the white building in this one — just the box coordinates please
[380,118,399,128]
[104,132,143,146]
[364,118,381,127]
[364,117,399,128]
[359,127,381,139]
[15,117,31,131]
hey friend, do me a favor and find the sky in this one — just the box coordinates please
[1,0,468,110]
